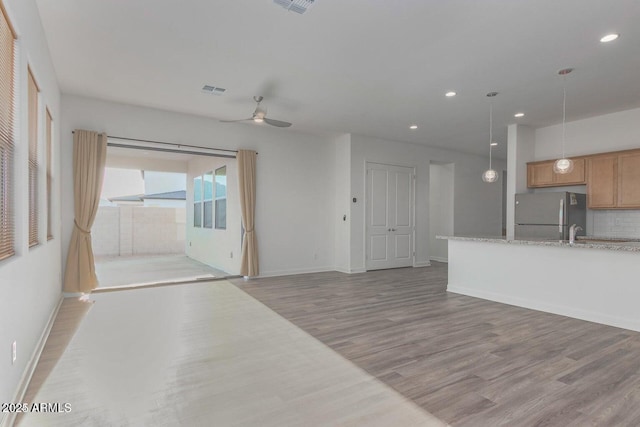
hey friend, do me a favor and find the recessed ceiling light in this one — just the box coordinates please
[514,112,525,118]
[490,142,498,147]
[409,125,418,130]
[445,91,457,97]
[600,33,619,43]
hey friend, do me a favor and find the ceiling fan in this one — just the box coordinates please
[221,96,292,128]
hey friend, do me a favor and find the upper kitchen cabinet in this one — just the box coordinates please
[529,149,640,208]
[527,161,554,187]
[617,151,640,208]
[587,154,617,208]
[587,150,640,209]
[555,158,586,185]
[527,158,585,188]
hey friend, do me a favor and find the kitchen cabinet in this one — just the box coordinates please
[528,149,640,208]
[617,151,640,207]
[554,158,585,185]
[587,155,617,208]
[527,161,554,187]
[527,158,585,188]
[587,150,640,209]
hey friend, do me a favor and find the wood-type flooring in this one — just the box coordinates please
[15,281,444,427]
[234,263,640,426]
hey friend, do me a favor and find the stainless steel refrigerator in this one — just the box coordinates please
[515,192,586,240]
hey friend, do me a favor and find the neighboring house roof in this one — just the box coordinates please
[108,194,144,202]
[143,190,186,200]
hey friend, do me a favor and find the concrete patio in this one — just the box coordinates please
[95,254,230,289]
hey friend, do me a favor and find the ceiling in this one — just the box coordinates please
[35,0,640,159]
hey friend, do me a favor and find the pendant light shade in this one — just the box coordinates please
[554,68,574,175]
[482,92,499,183]
[482,169,499,183]
[553,157,574,174]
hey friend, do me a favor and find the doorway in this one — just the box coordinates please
[429,162,454,262]
[93,143,240,289]
[365,162,415,270]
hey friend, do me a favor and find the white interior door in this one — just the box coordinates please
[366,163,414,270]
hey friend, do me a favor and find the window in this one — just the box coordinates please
[193,176,202,227]
[203,171,213,228]
[46,108,52,240]
[193,167,226,230]
[0,3,16,260]
[28,67,39,247]
[215,166,227,229]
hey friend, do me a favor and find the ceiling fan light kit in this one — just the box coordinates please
[220,95,292,128]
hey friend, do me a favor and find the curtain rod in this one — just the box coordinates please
[71,132,257,155]
[107,143,237,159]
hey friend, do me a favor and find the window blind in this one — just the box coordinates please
[0,2,16,260]
[28,67,39,247]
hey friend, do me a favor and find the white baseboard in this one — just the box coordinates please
[447,284,640,333]
[258,261,440,277]
[257,266,336,278]
[256,264,429,278]
[2,296,64,427]
[333,268,366,274]
[429,257,448,263]
[414,261,432,267]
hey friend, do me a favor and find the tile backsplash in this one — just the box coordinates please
[589,210,640,238]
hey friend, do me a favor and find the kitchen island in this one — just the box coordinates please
[438,236,640,332]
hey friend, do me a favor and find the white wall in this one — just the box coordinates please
[534,107,640,238]
[429,163,454,262]
[349,134,505,272]
[506,124,535,239]
[0,0,62,414]
[534,107,640,160]
[333,134,351,273]
[186,156,241,275]
[448,239,640,332]
[93,206,186,257]
[143,199,184,208]
[106,153,188,173]
[60,95,337,278]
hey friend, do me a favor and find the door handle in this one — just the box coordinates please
[388,228,396,232]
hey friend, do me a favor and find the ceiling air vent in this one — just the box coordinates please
[274,0,315,14]
[201,85,226,95]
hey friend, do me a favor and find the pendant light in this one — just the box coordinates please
[482,92,499,183]
[554,68,574,174]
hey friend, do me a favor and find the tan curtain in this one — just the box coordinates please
[238,149,259,276]
[63,130,108,293]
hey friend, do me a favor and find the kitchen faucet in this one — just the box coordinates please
[569,224,583,245]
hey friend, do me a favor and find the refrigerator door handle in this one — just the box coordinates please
[559,198,564,234]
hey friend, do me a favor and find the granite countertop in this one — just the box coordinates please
[436,235,640,252]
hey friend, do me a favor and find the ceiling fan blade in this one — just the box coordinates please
[219,118,252,123]
[264,117,292,128]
